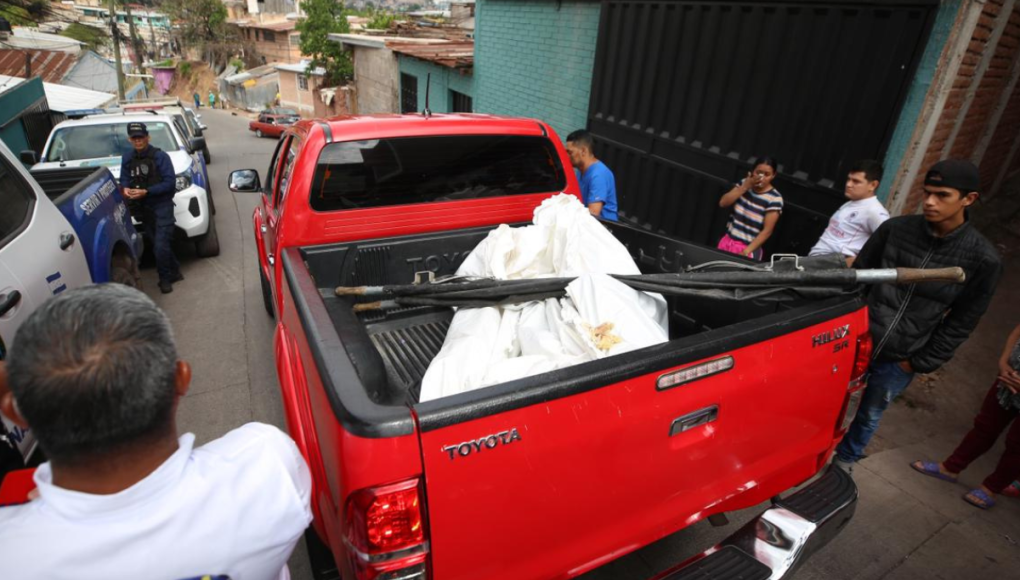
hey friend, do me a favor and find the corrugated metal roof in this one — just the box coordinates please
[0,49,78,83]
[387,41,474,70]
[237,20,297,31]
[0,74,117,111]
[224,63,282,85]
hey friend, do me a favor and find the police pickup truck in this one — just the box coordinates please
[32,112,219,258]
[1,139,141,479]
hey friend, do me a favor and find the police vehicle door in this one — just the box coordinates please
[0,145,91,462]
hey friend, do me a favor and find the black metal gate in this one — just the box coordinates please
[588,0,937,254]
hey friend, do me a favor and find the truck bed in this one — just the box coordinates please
[302,220,850,408]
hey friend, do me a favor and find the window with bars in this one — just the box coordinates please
[263,30,276,42]
[298,75,308,91]
[450,90,472,113]
[400,73,418,114]
[289,33,301,46]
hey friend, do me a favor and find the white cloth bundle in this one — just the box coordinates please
[419,195,668,402]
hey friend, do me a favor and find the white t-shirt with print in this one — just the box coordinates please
[810,196,890,258]
[0,422,312,580]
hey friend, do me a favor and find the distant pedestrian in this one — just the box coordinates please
[0,285,312,578]
[565,129,619,221]
[834,159,1003,474]
[193,92,201,109]
[809,160,890,266]
[911,322,1020,509]
[717,157,783,260]
[208,90,216,109]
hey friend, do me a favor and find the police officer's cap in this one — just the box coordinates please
[127,122,148,138]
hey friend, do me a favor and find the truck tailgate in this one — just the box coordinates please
[414,307,865,580]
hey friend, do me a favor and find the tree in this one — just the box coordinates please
[161,0,234,66]
[297,0,352,87]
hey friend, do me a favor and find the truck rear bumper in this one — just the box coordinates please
[652,465,857,580]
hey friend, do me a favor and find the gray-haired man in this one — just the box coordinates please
[0,285,312,579]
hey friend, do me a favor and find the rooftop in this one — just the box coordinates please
[0,49,79,83]
[387,41,474,70]
[0,74,117,111]
[235,20,298,32]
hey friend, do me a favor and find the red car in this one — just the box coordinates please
[230,114,867,580]
[249,108,300,138]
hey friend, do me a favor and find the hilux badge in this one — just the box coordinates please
[812,324,850,348]
[442,428,522,460]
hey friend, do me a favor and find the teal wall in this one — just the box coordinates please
[474,0,600,140]
[0,78,47,157]
[399,57,475,113]
[878,0,962,202]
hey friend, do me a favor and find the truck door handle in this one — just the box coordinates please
[0,290,22,317]
[260,224,267,233]
[59,232,75,250]
[268,254,275,266]
[670,405,719,436]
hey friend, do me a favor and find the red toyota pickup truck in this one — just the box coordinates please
[231,114,869,580]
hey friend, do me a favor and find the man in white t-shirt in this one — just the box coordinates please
[0,285,312,580]
[810,160,890,266]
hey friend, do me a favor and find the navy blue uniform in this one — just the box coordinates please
[120,145,179,282]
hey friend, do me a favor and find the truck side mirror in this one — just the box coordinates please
[188,136,206,153]
[193,127,204,137]
[229,169,261,192]
[19,150,38,165]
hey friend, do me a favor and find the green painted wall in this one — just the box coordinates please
[474,0,600,140]
[398,56,475,113]
[0,78,46,157]
[878,0,962,202]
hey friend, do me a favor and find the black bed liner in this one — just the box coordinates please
[364,310,454,405]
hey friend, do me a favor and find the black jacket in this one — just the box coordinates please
[854,214,1002,373]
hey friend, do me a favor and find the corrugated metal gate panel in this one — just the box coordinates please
[589,1,937,253]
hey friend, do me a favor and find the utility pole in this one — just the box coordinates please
[148,17,157,60]
[109,0,125,100]
[125,3,140,69]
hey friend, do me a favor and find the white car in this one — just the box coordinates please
[0,142,92,471]
[33,113,219,257]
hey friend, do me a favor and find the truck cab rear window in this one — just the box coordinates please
[309,135,566,212]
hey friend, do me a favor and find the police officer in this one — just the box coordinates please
[120,122,182,294]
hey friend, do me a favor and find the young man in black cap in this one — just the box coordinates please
[834,159,1003,473]
[120,122,182,294]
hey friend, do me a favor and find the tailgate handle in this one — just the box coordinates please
[670,405,718,436]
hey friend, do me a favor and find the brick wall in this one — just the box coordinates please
[980,7,1020,189]
[398,56,474,113]
[898,0,1020,213]
[474,0,600,139]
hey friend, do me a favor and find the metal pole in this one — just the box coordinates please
[110,0,126,100]
[125,4,140,70]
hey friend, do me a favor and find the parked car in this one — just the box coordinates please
[34,113,219,257]
[232,114,868,580]
[249,108,300,138]
[1,139,141,479]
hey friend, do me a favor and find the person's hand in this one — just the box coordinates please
[898,360,914,373]
[998,360,1020,393]
[740,247,753,257]
[741,172,756,191]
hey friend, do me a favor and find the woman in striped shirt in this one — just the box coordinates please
[717,157,783,260]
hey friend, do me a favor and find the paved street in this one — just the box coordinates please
[138,108,312,579]
[152,109,1020,580]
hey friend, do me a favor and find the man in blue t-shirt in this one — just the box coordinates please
[565,129,618,221]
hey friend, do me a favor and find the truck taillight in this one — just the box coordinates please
[346,478,429,580]
[838,332,873,433]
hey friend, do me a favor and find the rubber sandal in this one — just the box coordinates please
[910,460,958,483]
[963,488,997,510]
[1003,482,1020,499]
